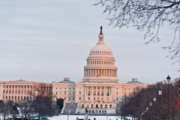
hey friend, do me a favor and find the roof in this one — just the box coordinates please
[58,77,75,84]
[58,80,75,83]
[127,80,143,84]
[127,78,143,84]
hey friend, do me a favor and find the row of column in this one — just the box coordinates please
[85,86,112,97]
[84,69,117,77]
[87,60,113,65]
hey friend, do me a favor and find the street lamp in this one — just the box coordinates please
[158,90,162,96]
[153,97,157,102]
[151,90,162,120]
[145,107,149,112]
[149,102,153,107]
[167,75,171,84]
[140,87,163,120]
[166,75,171,120]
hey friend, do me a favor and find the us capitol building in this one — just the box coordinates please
[0,26,147,114]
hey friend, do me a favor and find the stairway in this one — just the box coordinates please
[63,103,78,114]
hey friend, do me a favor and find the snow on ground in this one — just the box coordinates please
[48,115,133,120]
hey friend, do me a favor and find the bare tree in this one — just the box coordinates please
[56,98,64,113]
[19,100,34,120]
[32,95,56,119]
[95,0,180,60]
[0,100,4,113]
[0,101,14,120]
[119,83,180,120]
[11,104,19,120]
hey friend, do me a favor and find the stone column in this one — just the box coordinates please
[110,87,112,96]
[84,86,86,101]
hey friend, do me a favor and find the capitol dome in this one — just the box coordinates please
[89,40,113,58]
[83,26,118,83]
[90,39,112,53]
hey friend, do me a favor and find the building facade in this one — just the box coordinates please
[0,81,51,103]
[52,77,75,103]
[74,27,147,114]
[0,26,148,114]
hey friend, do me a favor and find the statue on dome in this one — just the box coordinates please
[100,26,103,35]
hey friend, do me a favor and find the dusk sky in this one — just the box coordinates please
[0,0,179,84]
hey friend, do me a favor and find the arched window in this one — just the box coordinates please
[96,104,99,108]
[105,104,107,108]
[100,104,103,108]
[110,104,112,108]
[91,104,93,108]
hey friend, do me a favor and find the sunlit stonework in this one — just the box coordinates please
[83,26,118,83]
[75,26,147,114]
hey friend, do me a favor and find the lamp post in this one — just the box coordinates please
[149,102,153,120]
[67,110,69,120]
[167,75,171,120]
[85,108,88,120]
[67,108,71,120]
[140,88,163,120]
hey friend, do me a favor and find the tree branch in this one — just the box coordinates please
[148,1,180,10]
